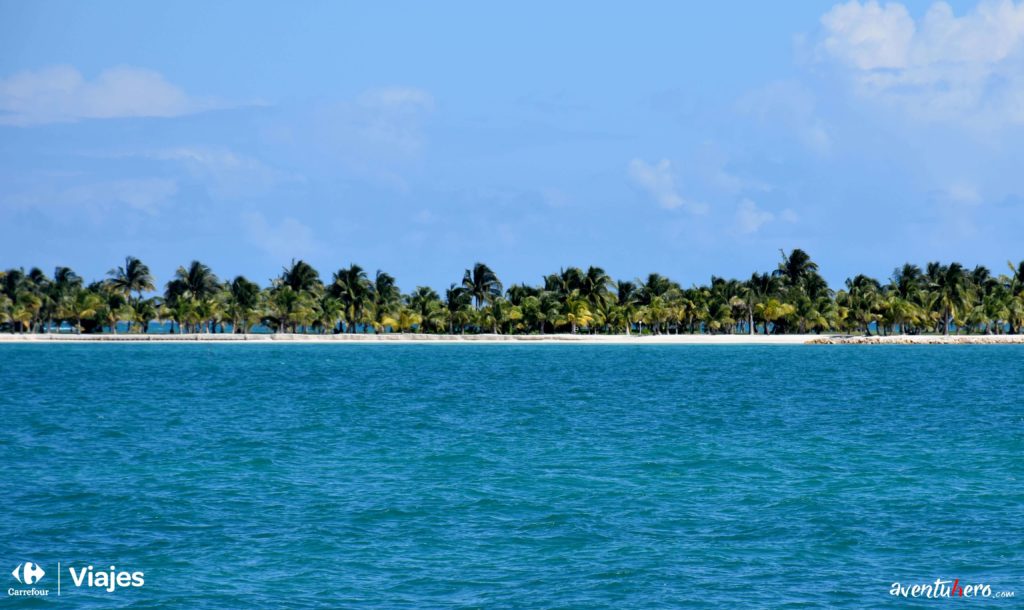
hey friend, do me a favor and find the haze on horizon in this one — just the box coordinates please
[2,0,1024,292]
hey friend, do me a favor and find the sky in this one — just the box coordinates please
[2,0,1024,291]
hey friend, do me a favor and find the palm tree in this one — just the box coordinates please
[168,260,220,302]
[227,276,261,333]
[53,266,82,294]
[0,268,22,301]
[754,298,795,335]
[518,295,542,333]
[544,267,583,296]
[0,291,10,329]
[373,271,400,313]
[133,298,160,333]
[108,256,155,306]
[930,263,970,335]
[369,271,401,334]
[891,263,923,298]
[979,288,1009,335]
[1008,294,1024,335]
[791,293,831,334]
[17,269,51,333]
[744,272,779,334]
[707,277,744,334]
[704,301,735,334]
[564,296,594,334]
[408,286,444,333]
[331,264,373,333]
[12,251,1024,337]
[462,263,502,310]
[637,273,672,306]
[1008,260,1024,295]
[505,283,538,306]
[59,290,102,333]
[775,249,819,288]
[280,259,322,294]
[44,266,82,333]
[843,275,883,335]
[445,284,472,333]
[168,297,198,334]
[93,284,128,334]
[267,286,315,333]
[163,261,221,333]
[881,294,920,335]
[614,280,639,334]
[580,266,613,311]
[317,296,344,334]
[10,294,41,333]
[394,306,422,334]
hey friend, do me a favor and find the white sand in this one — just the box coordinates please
[0,332,816,344]
[2,333,1021,344]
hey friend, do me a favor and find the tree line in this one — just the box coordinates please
[3,250,1024,335]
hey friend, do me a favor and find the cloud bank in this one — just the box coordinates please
[627,158,708,214]
[820,0,1024,124]
[0,65,224,126]
[3,177,178,214]
[735,199,774,234]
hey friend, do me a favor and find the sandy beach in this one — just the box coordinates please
[2,333,1023,344]
[0,332,814,344]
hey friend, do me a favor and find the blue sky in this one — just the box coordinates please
[2,0,1023,291]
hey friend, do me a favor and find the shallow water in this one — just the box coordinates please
[1,345,1021,607]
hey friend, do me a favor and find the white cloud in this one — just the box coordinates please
[242,212,322,260]
[821,1,916,70]
[694,142,774,195]
[801,123,833,154]
[627,158,708,214]
[3,178,177,214]
[735,199,775,234]
[737,81,832,154]
[358,87,435,111]
[313,86,435,188]
[0,65,225,126]
[137,148,300,198]
[945,182,982,205]
[348,86,435,156]
[540,187,572,208]
[819,0,1024,124]
[414,209,436,224]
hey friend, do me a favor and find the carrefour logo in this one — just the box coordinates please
[9,561,49,597]
[11,562,45,585]
[9,560,144,597]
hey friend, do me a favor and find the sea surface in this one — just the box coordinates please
[1,345,1021,608]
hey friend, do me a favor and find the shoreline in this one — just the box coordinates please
[806,334,1024,345]
[1,333,1023,345]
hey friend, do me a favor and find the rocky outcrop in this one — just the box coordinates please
[806,335,1024,345]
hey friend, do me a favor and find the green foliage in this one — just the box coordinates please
[4,252,1024,336]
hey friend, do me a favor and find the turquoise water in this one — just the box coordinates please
[1,345,1021,607]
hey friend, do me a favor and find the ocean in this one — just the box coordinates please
[1,345,1021,607]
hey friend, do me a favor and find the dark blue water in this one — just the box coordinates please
[1,345,1021,607]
